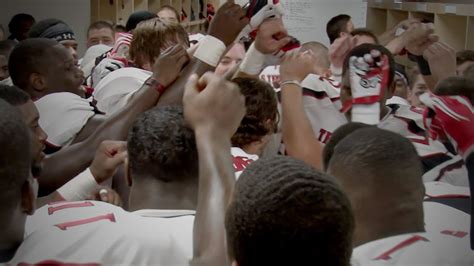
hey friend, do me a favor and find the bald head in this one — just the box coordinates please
[301,41,330,72]
[328,127,424,246]
[328,127,423,198]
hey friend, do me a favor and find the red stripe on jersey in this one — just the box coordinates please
[19,261,99,266]
[48,202,95,215]
[55,213,116,231]
[233,156,254,172]
[374,235,429,261]
[441,230,468,238]
[434,159,465,181]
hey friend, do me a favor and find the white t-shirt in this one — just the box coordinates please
[352,230,473,265]
[231,147,259,179]
[379,104,468,186]
[16,201,194,265]
[93,67,151,115]
[300,74,348,144]
[35,92,96,149]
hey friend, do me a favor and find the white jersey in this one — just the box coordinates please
[35,92,96,150]
[423,182,470,233]
[232,147,259,179]
[260,65,281,91]
[16,201,194,265]
[379,104,468,186]
[300,74,348,144]
[352,230,473,265]
[93,67,151,115]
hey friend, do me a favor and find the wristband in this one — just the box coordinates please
[330,64,343,79]
[145,77,167,95]
[408,53,431,75]
[239,43,267,75]
[280,80,301,87]
[193,35,226,67]
[57,168,100,201]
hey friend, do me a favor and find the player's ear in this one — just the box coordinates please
[386,80,396,99]
[29,73,47,93]
[231,261,240,266]
[21,177,37,215]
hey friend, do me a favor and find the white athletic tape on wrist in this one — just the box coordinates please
[330,64,343,77]
[57,168,100,201]
[193,35,226,67]
[239,43,266,75]
[352,103,380,125]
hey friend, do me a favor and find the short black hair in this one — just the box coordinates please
[8,13,35,35]
[127,106,198,183]
[87,21,114,35]
[326,14,351,44]
[226,155,354,266]
[126,11,157,32]
[8,38,59,90]
[231,78,278,148]
[456,50,474,66]
[434,76,474,104]
[0,85,31,105]
[343,43,396,88]
[328,128,423,196]
[351,28,379,44]
[322,122,372,171]
[0,99,31,208]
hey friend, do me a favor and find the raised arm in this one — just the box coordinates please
[185,73,245,266]
[39,1,249,194]
[280,51,324,170]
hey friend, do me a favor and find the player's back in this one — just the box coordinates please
[379,104,468,186]
[352,230,473,265]
[301,74,347,144]
[93,67,151,114]
[14,201,193,265]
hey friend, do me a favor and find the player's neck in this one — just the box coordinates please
[0,225,23,262]
[354,207,424,247]
[128,179,198,211]
[241,144,261,156]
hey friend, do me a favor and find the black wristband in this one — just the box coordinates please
[408,53,431,75]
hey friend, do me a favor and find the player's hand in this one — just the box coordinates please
[280,50,317,82]
[254,17,292,55]
[341,49,390,113]
[397,18,420,30]
[183,72,245,138]
[152,44,189,87]
[329,35,357,69]
[420,92,474,159]
[90,187,123,207]
[423,41,456,81]
[90,141,128,184]
[403,23,439,56]
[208,0,249,46]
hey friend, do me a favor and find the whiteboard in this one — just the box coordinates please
[281,0,367,46]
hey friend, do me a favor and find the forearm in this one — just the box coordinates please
[39,83,159,194]
[281,83,323,170]
[378,27,397,46]
[158,58,214,106]
[192,130,234,266]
